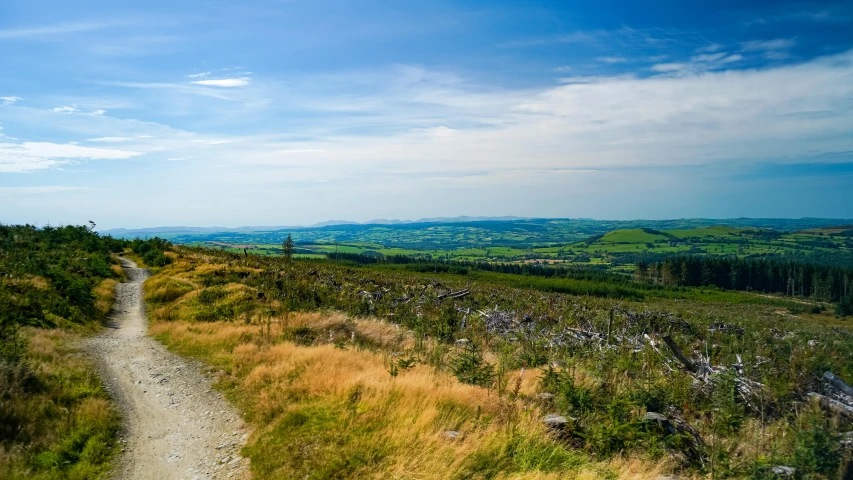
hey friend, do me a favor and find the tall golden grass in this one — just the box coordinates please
[0,328,120,480]
[152,317,674,479]
[145,255,679,479]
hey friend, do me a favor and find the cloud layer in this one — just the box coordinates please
[1,2,852,227]
[0,141,141,172]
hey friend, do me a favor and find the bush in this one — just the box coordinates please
[451,342,495,388]
[792,408,842,477]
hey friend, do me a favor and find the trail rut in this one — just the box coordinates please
[87,258,249,480]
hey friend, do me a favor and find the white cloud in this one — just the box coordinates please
[52,106,78,113]
[191,139,234,145]
[90,109,106,115]
[87,137,133,142]
[223,49,853,182]
[696,43,724,53]
[597,56,627,64]
[2,49,852,222]
[0,21,125,40]
[654,52,743,74]
[692,52,727,63]
[1,96,22,105]
[191,78,251,87]
[553,66,572,72]
[187,71,211,78]
[764,50,791,60]
[741,39,796,52]
[0,141,142,173]
[651,62,685,72]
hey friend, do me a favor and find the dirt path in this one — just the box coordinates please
[87,258,249,480]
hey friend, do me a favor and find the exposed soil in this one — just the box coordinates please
[86,258,249,480]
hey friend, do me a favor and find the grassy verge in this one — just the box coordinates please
[145,247,853,478]
[0,328,121,480]
[145,256,673,479]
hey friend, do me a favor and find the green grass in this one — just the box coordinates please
[598,229,669,244]
[0,328,121,480]
[174,220,853,275]
[665,226,743,239]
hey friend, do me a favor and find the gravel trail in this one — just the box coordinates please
[87,258,249,480]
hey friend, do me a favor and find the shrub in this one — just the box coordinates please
[792,407,842,477]
[451,342,495,388]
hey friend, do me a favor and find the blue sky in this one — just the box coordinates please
[1,0,852,228]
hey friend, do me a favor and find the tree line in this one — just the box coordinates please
[635,255,853,303]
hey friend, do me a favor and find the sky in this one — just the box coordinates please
[1,0,852,229]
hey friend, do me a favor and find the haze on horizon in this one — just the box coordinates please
[2,0,853,230]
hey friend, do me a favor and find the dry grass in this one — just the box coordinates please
[0,274,50,290]
[139,253,688,479]
[151,315,673,479]
[0,328,120,479]
[93,278,118,316]
[110,263,126,281]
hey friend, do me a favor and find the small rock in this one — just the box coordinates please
[542,414,568,430]
[537,393,555,401]
[770,465,796,476]
[642,412,676,435]
[443,430,461,440]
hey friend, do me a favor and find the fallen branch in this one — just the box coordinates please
[809,392,853,420]
[824,372,853,398]
[438,289,470,300]
[662,335,697,373]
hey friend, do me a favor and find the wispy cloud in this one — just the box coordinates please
[741,38,796,52]
[3,44,852,222]
[695,43,724,53]
[597,56,627,64]
[87,137,133,142]
[0,20,127,40]
[89,35,180,57]
[0,141,142,173]
[1,96,22,105]
[52,106,79,113]
[95,81,241,101]
[190,78,251,87]
[747,5,853,26]
[739,38,796,61]
[187,71,211,78]
[501,26,699,49]
[651,51,742,74]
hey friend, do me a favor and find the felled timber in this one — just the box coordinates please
[809,392,853,420]
[661,335,697,373]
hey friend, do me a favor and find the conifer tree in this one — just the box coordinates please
[282,234,294,262]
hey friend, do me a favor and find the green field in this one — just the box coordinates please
[124,218,853,271]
